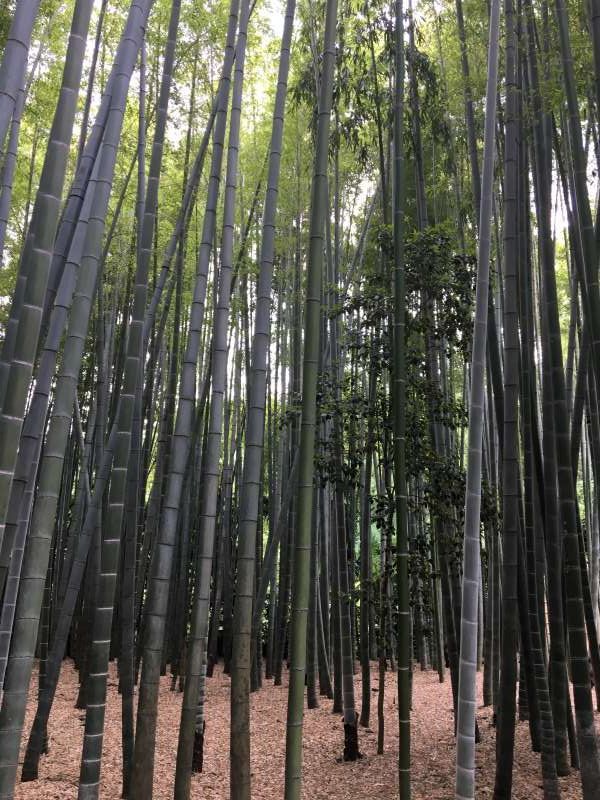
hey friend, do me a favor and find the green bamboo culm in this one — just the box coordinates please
[283,0,338,797]
[78,3,179,797]
[0,0,96,685]
[454,0,500,798]
[392,1,410,797]
[0,0,86,557]
[0,2,152,796]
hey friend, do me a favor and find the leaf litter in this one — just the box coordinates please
[13,660,590,799]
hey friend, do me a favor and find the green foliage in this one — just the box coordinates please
[0,1,13,50]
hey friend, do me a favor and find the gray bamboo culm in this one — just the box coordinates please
[174,0,252,793]
[0,0,41,156]
[130,4,240,795]
[229,1,296,796]
[454,1,500,798]
[284,0,338,796]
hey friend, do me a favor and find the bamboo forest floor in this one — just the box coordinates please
[14,660,593,800]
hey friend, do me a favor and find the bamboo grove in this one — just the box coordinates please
[0,0,599,798]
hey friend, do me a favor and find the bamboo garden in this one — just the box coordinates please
[0,0,599,797]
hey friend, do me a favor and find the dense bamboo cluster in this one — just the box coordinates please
[0,0,599,798]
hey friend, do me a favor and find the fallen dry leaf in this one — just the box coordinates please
[13,660,591,799]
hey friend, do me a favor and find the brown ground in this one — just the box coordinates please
[13,660,588,799]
